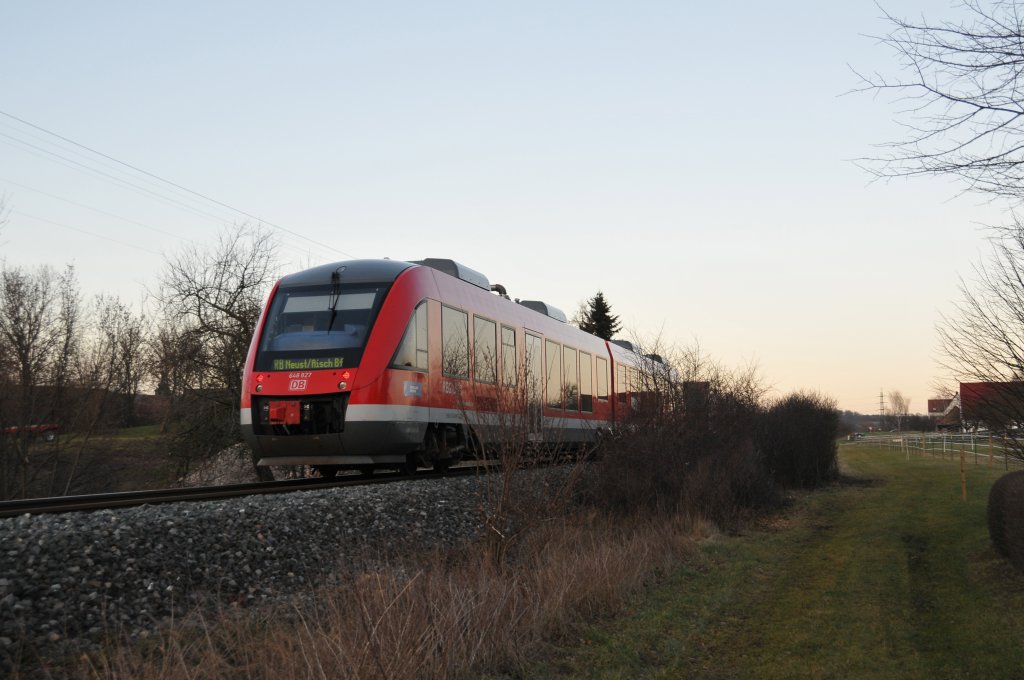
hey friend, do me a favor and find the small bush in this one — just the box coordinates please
[582,389,779,524]
[758,391,839,489]
[988,472,1015,558]
[990,470,1024,571]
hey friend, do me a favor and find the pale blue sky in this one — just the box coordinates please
[0,1,1007,412]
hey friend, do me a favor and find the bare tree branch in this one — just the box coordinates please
[156,224,279,480]
[857,1,1024,201]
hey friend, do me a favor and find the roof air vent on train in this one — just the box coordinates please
[517,300,567,323]
[411,258,491,291]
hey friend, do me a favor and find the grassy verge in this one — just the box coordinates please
[103,424,165,440]
[62,429,176,493]
[528,445,1024,679]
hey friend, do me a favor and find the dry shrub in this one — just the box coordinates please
[582,389,779,526]
[80,512,703,680]
[758,391,839,489]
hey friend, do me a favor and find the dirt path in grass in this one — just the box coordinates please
[529,446,1024,679]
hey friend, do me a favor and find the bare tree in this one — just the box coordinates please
[150,322,204,403]
[0,264,102,498]
[939,222,1024,380]
[157,224,279,479]
[935,222,1024,449]
[0,266,57,415]
[50,266,82,419]
[858,1,1024,201]
[92,295,148,427]
[887,389,912,431]
[0,264,54,498]
[929,379,958,401]
[860,2,1024,452]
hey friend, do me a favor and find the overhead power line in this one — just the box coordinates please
[0,109,358,259]
[12,210,164,256]
[3,178,335,268]
[0,134,240,225]
[0,176,192,242]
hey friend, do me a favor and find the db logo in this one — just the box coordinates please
[288,379,308,391]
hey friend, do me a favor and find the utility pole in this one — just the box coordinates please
[879,388,886,430]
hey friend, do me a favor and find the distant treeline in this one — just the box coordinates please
[839,410,937,433]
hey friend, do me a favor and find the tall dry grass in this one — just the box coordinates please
[72,512,706,680]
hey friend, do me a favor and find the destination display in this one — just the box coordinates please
[272,357,345,370]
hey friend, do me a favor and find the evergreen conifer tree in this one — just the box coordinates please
[578,291,621,340]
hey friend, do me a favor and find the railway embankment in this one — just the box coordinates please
[0,470,497,667]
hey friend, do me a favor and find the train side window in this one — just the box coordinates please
[616,364,628,405]
[630,367,641,409]
[526,333,542,405]
[563,346,579,412]
[473,316,497,383]
[545,339,562,409]
[501,326,517,387]
[596,357,608,401]
[390,302,428,371]
[580,351,593,412]
[442,305,469,378]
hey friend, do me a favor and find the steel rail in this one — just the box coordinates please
[0,465,481,519]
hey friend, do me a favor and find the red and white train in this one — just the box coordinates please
[240,258,645,474]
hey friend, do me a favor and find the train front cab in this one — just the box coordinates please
[240,259,433,471]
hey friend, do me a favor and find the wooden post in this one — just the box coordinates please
[960,447,967,501]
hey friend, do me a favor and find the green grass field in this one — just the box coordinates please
[530,445,1024,679]
[103,423,164,440]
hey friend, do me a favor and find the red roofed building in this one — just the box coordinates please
[928,399,953,416]
[959,381,1024,430]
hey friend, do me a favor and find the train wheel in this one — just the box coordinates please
[402,452,418,476]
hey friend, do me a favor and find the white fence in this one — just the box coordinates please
[844,432,1024,470]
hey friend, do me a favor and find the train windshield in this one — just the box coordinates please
[255,283,390,371]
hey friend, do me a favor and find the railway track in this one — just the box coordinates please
[0,465,480,518]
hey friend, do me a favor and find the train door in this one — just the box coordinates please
[525,333,543,440]
[615,361,630,424]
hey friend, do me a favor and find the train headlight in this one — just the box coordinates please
[256,385,263,392]
[338,381,348,390]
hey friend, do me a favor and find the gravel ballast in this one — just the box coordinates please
[0,473,500,664]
